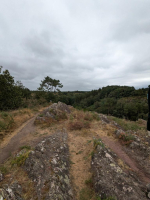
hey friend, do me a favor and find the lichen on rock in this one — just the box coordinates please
[0,182,24,200]
[91,144,148,200]
[35,102,71,124]
[24,130,74,200]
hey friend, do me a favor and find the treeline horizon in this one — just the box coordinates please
[0,67,149,121]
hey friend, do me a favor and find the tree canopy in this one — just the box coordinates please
[0,68,31,110]
[38,76,63,92]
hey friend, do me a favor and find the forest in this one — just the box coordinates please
[0,67,149,121]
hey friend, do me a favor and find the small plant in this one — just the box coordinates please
[39,114,44,117]
[11,152,29,166]
[0,120,7,131]
[20,145,31,150]
[0,113,15,131]
[79,187,95,200]
[118,132,135,144]
[69,115,74,121]
[92,113,100,121]
[89,151,94,157]
[87,140,92,144]
[0,166,7,174]
[93,138,105,149]
[85,178,93,187]
[70,160,75,164]
[1,112,9,118]
[76,151,83,155]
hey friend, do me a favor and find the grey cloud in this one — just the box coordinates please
[0,0,150,91]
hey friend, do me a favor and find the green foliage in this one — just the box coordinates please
[0,112,15,131]
[11,151,29,166]
[54,85,148,122]
[97,197,117,200]
[0,165,7,174]
[79,188,95,200]
[38,76,63,92]
[110,116,142,131]
[0,68,30,110]
[93,138,105,149]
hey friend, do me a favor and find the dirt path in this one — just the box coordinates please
[100,135,150,184]
[68,132,94,200]
[1,108,150,199]
[0,114,51,165]
[0,116,38,164]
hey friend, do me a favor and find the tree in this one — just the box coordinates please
[38,76,63,92]
[0,68,22,110]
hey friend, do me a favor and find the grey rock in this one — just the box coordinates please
[24,130,74,200]
[115,129,125,137]
[36,102,71,123]
[129,141,139,149]
[0,183,24,200]
[147,131,150,136]
[147,183,150,192]
[91,144,147,200]
[0,173,3,182]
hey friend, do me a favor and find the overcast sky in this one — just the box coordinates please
[0,0,150,91]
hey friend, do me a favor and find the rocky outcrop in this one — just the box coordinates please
[91,143,148,200]
[35,102,71,123]
[24,130,74,200]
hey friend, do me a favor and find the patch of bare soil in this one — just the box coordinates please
[68,131,94,200]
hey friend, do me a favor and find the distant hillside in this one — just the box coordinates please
[56,85,149,121]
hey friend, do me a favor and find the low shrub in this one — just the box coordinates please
[68,120,90,130]
[118,132,135,144]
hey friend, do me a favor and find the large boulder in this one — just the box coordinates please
[91,143,147,200]
[35,102,71,123]
[24,130,74,200]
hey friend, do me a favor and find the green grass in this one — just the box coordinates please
[76,151,83,154]
[109,116,142,131]
[93,138,105,149]
[79,188,95,200]
[0,113,15,131]
[11,151,30,167]
[79,186,116,200]
[97,197,117,200]
[39,114,44,117]
[0,166,7,174]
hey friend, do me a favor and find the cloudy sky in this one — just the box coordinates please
[0,0,150,91]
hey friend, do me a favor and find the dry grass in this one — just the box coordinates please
[0,108,35,143]
[0,105,51,144]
